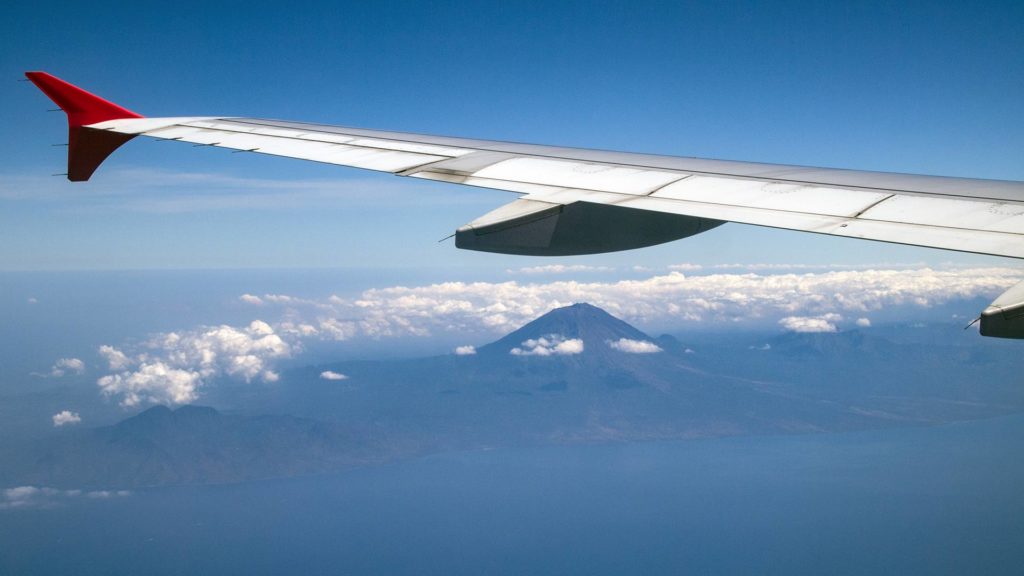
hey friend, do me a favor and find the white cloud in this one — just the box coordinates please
[98,345,131,371]
[98,363,203,407]
[42,357,86,378]
[27,297,38,305]
[0,486,48,509]
[52,410,81,427]
[508,264,615,275]
[319,371,348,381]
[0,486,129,509]
[510,335,584,356]
[454,345,477,355]
[856,317,872,327]
[779,313,843,333]
[86,490,132,499]
[97,320,293,407]
[239,294,264,305]
[667,263,703,272]
[607,338,663,354]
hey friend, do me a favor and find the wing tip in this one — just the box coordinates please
[25,71,143,125]
[25,71,143,181]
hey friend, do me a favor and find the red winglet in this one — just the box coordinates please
[25,71,144,181]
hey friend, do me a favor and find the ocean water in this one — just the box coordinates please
[3,415,1023,575]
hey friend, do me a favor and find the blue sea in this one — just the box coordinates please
[3,414,1023,575]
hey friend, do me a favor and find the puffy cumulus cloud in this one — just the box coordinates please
[667,263,703,272]
[508,264,615,275]
[779,313,843,333]
[511,335,584,356]
[454,345,477,355]
[38,357,86,378]
[98,363,203,407]
[99,345,130,371]
[608,338,663,354]
[278,322,320,338]
[97,320,292,407]
[51,410,81,427]
[320,371,348,381]
[316,318,358,340]
[57,358,86,375]
[239,294,264,305]
[856,317,872,327]
[0,486,129,509]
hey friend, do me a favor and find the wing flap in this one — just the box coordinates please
[651,176,892,218]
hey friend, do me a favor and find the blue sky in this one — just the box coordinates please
[2,0,1023,271]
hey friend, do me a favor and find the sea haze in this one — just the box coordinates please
[2,415,1022,576]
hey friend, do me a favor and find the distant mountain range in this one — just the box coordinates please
[9,405,392,488]
[12,303,1024,489]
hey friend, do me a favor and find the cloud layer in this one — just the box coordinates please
[91,266,1021,407]
[239,267,1021,339]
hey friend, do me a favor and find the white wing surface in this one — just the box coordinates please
[88,116,1024,260]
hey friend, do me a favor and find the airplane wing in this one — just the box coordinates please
[24,71,1024,338]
